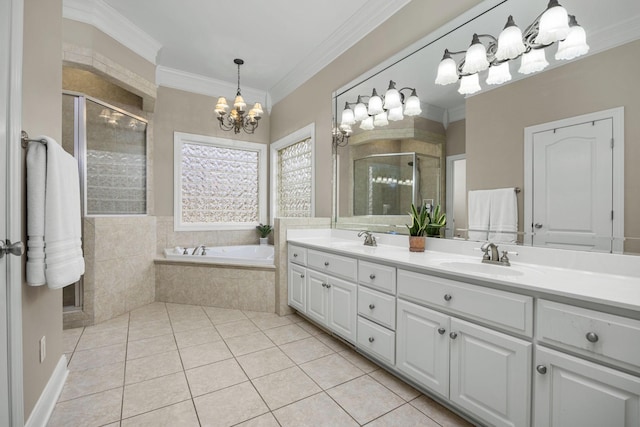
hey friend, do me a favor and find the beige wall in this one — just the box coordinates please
[446,119,466,156]
[466,39,640,242]
[270,0,483,217]
[21,0,63,419]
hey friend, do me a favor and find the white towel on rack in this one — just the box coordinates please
[488,187,518,244]
[467,190,491,241]
[26,140,47,286]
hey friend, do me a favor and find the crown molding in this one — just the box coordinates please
[63,0,161,65]
[448,104,466,123]
[268,0,411,105]
[587,13,640,55]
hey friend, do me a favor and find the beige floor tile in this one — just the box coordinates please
[339,349,380,373]
[75,327,128,351]
[215,319,260,339]
[284,313,305,324]
[366,403,441,427]
[369,369,421,401]
[171,317,214,333]
[297,320,326,336]
[86,314,130,331]
[122,371,191,419]
[235,412,280,427]
[62,328,84,353]
[410,395,475,427]
[58,362,125,402]
[299,353,364,389]
[249,313,293,330]
[315,333,351,352]
[121,400,199,427]
[174,326,221,349]
[179,340,233,370]
[237,347,295,379]
[128,319,173,342]
[327,375,404,424]
[68,343,126,371]
[203,306,248,324]
[186,358,248,397]
[125,350,183,384]
[224,331,275,356]
[273,392,358,427]
[279,336,334,364]
[252,366,321,410]
[194,382,269,427]
[242,309,264,319]
[48,387,122,427]
[263,324,310,345]
[126,333,177,360]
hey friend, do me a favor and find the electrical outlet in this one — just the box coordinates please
[39,336,46,363]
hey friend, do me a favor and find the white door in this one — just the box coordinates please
[534,346,640,427]
[306,271,328,325]
[287,264,306,313]
[531,119,614,251]
[445,155,466,238]
[327,277,356,343]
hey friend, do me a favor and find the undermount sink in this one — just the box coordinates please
[439,261,525,277]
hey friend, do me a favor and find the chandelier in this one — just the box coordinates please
[337,80,422,137]
[435,0,589,95]
[214,59,263,134]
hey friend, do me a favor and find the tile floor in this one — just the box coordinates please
[51,302,475,427]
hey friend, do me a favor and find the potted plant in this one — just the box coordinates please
[256,223,273,245]
[406,203,428,252]
[426,204,447,237]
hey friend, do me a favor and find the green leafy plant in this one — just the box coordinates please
[256,223,273,238]
[425,204,447,237]
[406,203,429,236]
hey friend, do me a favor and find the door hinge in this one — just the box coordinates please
[611,210,614,220]
[611,138,614,149]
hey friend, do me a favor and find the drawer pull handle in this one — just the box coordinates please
[438,327,446,335]
[586,332,599,343]
[321,283,327,288]
[300,274,305,278]
[444,294,452,302]
[449,332,457,339]
[536,365,547,375]
[369,303,375,310]
[293,253,298,257]
[324,261,330,266]
[325,283,331,288]
[369,273,376,280]
[368,336,375,343]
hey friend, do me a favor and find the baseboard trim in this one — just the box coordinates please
[24,355,68,427]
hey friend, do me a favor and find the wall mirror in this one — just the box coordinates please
[332,0,640,254]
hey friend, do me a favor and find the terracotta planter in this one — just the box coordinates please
[409,236,426,252]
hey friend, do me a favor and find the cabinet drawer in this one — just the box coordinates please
[397,269,533,337]
[288,245,307,265]
[359,261,396,294]
[358,286,396,330]
[308,249,357,281]
[537,300,640,372]
[357,316,395,366]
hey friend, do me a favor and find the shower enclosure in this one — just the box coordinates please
[61,92,147,311]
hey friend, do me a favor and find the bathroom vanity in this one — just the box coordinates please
[287,230,640,427]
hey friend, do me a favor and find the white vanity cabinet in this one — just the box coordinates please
[287,245,307,313]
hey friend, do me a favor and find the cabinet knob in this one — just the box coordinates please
[321,283,327,288]
[325,283,331,288]
[536,365,547,375]
[438,327,446,335]
[293,253,298,257]
[369,273,376,280]
[369,303,375,310]
[444,294,452,302]
[324,261,330,266]
[368,336,375,343]
[449,332,458,339]
[586,332,599,343]
[300,274,305,278]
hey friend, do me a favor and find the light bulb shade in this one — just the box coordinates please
[462,34,490,74]
[341,106,356,126]
[367,89,384,116]
[233,95,246,112]
[496,17,525,61]
[435,52,458,85]
[339,124,353,136]
[555,19,589,60]
[537,0,570,45]
[404,90,422,116]
[387,106,404,121]
[373,112,388,127]
[518,49,549,75]
[486,62,512,85]
[359,116,374,131]
[251,102,263,117]
[383,81,402,110]
[354,101,369,121]
[458,73,481,95]
[99,108,111,119]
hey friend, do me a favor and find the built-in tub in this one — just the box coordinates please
[164,245,274,266]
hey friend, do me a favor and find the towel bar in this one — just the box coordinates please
[21,130,47,148]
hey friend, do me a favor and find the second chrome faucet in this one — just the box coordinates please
[358,230,377,247]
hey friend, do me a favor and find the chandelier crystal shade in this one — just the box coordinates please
[214,59,263,134]
[434,0,588,96]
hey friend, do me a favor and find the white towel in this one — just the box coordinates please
[26,141,47,286]
[488,188,518,244]
[467,190,491,241]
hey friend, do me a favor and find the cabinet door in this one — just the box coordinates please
[450,318,531,427]
[288,264,306,313]
[306,270,328,325]
[396,299,450,398]
[534,346,640,427]
[327,276,357,344]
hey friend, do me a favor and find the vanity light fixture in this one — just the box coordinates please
[332,124,352,150]
[339,80,422,131]
[435,0,589,95]
[214,59,263,134]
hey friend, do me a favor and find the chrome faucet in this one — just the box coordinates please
[191,245,206,255]
[358,230,377,247]
[479,242,517,266]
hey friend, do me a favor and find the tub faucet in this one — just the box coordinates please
[358,230,377,247]
[191,245,206,256]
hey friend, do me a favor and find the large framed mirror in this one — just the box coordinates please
[332,0,640,254]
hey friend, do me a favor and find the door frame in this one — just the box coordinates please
[524,107,624,253]
[445,154,466,239]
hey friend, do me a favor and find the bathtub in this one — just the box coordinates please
[164,245,274,266]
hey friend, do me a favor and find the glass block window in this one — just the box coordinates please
[174,133,267,230]
[277,137,312,217]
